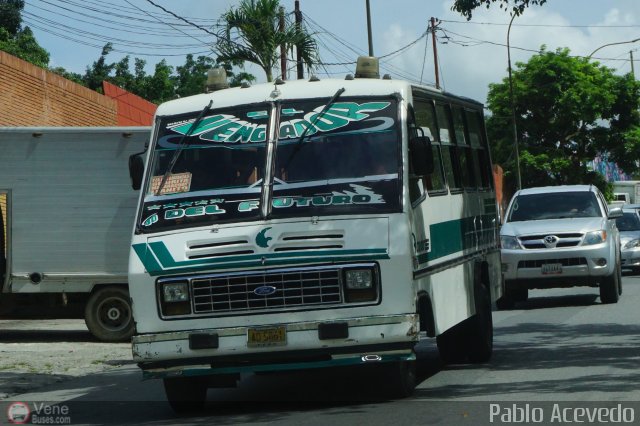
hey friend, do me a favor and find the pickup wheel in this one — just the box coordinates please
[163,377,207,413]
[600,263,621,304]
[84,287,135,342]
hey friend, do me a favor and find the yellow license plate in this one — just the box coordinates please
[247,326,287,347]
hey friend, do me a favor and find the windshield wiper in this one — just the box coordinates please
[155,100,213,196]
[282,87,345,169]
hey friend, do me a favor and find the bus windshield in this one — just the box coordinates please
[138,97,401,232]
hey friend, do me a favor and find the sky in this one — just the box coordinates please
[21,0,640,104]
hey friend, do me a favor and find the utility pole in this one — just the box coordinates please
[295,0,304,79]
[631,50,636,79]
[507,13,522,190]
[430,17,440,89]
[279,6,287,80]
[365,0,374,56]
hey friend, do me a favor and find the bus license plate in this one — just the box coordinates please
[247,326,287,347]
[541,263,562,275]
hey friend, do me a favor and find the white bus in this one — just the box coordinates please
[128,58,503,411]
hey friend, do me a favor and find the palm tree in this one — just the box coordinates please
[217,0,318,82]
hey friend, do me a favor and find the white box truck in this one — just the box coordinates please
[612,181,640,206]
[0,127,149,341]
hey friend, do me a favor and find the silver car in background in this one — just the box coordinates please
[499,185,622,308]
[616,208,640,274]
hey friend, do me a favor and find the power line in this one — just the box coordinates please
[440,19,640,29]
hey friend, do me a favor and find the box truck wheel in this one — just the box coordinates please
[84,286,135,342]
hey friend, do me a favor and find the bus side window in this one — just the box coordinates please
[412,100,446,195]
[466,109,493,190]
[452,106,477,190]
[407,105,425,204]
[435,103,462,191]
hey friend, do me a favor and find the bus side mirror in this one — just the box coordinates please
[129,153,144,190]
[410,135,434,176]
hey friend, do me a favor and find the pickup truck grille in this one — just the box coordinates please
[518,258,588,269]
[190,266,343,314]
[518,233,583,249]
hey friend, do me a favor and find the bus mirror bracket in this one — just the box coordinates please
[410,134,434,176]
[129,153,145,190]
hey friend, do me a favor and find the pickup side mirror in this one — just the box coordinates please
[128,153,145,190]
[608,206,623,219]
[409,135,434,176]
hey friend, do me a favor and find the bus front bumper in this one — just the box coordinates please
[132,314,418,378]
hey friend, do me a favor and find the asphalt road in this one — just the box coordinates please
[4,275,640,425]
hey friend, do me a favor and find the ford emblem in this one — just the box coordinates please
[254,285,277,296]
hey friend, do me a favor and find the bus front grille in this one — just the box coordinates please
[190,267,343,314]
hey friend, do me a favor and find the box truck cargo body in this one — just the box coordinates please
[612,181,640,206]
[0,127,149,341]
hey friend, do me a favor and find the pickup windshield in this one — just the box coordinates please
[139,97,400,232]
[507,191,602,222]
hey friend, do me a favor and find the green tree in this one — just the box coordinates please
[82,43,115,92]
[174,55,256,98]
[0,26,49,67]
[486,47,640,195]
[452,0,547,20]
[0,0,49,68]
[217,0,318,82]
[0,0,24,35]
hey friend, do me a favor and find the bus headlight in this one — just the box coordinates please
[343,267,378,303]
[345,269,373,289]
[163,282,190,302]
[160,281,191,316]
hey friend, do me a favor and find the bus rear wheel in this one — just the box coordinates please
[437,283,493,364]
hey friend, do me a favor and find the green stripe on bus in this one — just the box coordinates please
[134,242,389,276]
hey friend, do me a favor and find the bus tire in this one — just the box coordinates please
[84,286,135,342]
[383,360,416,399]
[436,322,467,364]
[163,377,207,413]
[467,283,493,363]
[496,295,514,310]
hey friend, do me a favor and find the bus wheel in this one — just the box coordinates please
[467,283,493,363]
[84,286,135,342]
[436,323,467,364]
[163,377,207,413]
[383,360,416,399]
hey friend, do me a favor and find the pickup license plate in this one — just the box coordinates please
[541,263,562,275]
[247,326,287,347]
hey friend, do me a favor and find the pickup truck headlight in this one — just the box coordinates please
[624,238,640,249]
[500,235,521,250]
[583,230,607,246]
